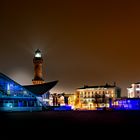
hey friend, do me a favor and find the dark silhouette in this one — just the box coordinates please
[95,93,99,107]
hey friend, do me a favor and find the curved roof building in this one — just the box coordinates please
[23,81,58,96]
[0,73,57,112]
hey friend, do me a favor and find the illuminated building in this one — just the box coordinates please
[0,48,58,111]
[0,72,57,112]
[23,80,58,106]
[50,93,69,106]
[0,73,43,111]
[31,49,58,105]
[32,49,45,85]
[49,93,75,110]
[127,82,140,98]
[75,83,121,110]
[114,98,140,110]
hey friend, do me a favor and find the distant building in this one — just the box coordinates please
[114,98,140,110]
[75,83,121,110]
[31,49,58,105]
[47,93,74,110]
[50,93,72,106]
[32,49,45,85]
[23,80,58,106]
[0,72,42,112]
[0,72,58,112]
[0,49,58,111]
[127,82,140,98]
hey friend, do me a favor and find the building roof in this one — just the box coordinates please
[0,72,58,96]
[0,72,38,98]
[78,83,117,89]
[134,82,140,84]
[23,80,58,96]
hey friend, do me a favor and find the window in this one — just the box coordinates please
[86,92,88,97]
[85,92,86,97]
[90,92,92,97]
[92,92,94,97]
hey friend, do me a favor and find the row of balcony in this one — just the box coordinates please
[80,95,112,98]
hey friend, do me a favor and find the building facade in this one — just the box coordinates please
[75,83,121,110]
[50,93,71,106]
[114,98,140,110]
[127,82,140,98]
[0,73,43,112]
[32,49,45,85]
[0,72,58,112]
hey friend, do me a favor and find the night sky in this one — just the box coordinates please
[0,0,140,96]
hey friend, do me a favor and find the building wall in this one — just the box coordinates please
[127,83,140,98]
[114,98,140,110]
[75,86,121,110]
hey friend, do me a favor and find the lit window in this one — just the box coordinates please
[90,92,92,97]
[86,92,88,97]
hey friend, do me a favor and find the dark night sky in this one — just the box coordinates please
[0,0,140,96]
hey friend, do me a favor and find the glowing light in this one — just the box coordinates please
[35,53,41,58]
[136,88,140,91]
[43,99,49,102]
[106,94,109,97]
[7,84,10,90]
[7,84,10,95]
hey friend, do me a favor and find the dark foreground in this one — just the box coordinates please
[1,110,140,126]
[0,110,138,139]
[0,110,140,133]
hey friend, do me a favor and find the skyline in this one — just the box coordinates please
[1,0,140,96]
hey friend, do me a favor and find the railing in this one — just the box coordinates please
[0,107,42,112]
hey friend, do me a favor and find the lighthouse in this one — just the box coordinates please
[32,49,45,85]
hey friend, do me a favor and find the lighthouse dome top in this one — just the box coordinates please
[35,49,42,58]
